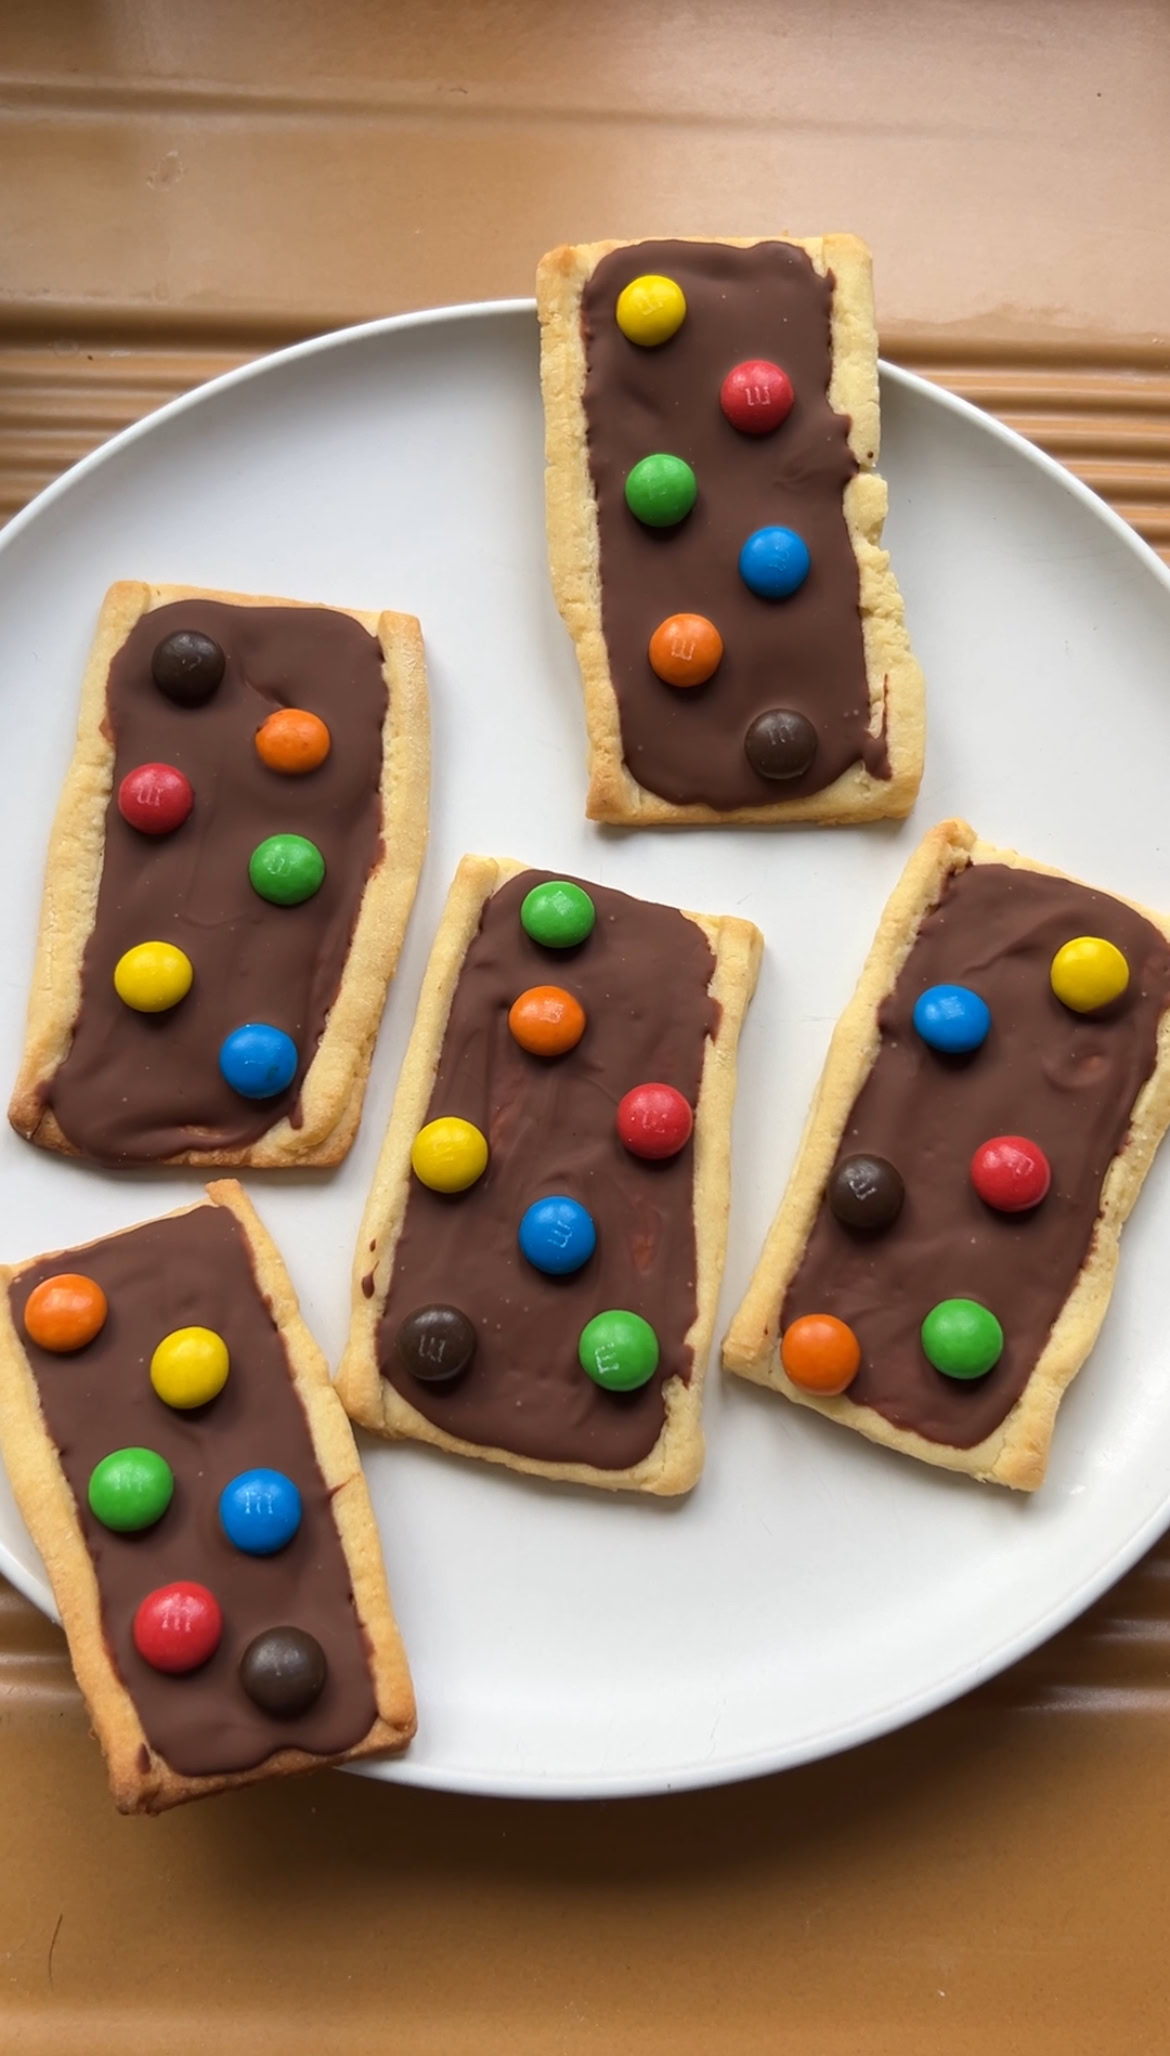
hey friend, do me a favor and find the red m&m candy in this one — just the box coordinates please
[117,762,194,836]
[617,1083,693,1160]
[720,360,794,436]
[970,1135,1051,1213]
[132,1581,223,1674]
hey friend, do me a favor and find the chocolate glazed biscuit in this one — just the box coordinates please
[336,856,762,1494]
[724,822,1170,1489]
[376,871,718,1470]
[0,1183,414,1811]
[9,582,429,1167]
[583,240,875,806]
[537,235,924,824]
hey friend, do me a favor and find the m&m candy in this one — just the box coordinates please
[219,1468,302,1556]
[117,762,194,836]
[518,1195,597,1276]
[133,1581,222,1674]
[411,1116,489,1193]
[578,1310,659,1392]
[114,940,193,1013]
[23,1272,107,1352]
[738,526,811,599]
[720,359,795,435]
[248,833,326,907]
[829,1154,905,1232]
[520,880,595,950]
[616,1083,693,1160]
[921,1298,1003,1380]
[150,1325,230,1410]
[255,707,331,774]
[219,1022,299,1099]
[744,708,818,781]
[151,631,225,706]
[240,1626,327,1716]
[396,1305,477,1384]
[615,274,686,347]
[88,1448,174,1533]
[1050,936,1129,1013]
[780,1313,861,1394]
[970,1135,1051,1213]
[912,984,991,1055]
[625,453,697,529]
[648,614,723,689]
[508,986,586,1057]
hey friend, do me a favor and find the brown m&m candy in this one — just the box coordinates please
[829,1154,905,1232]
[396,1304,477,1385]
[744,708,818,781]
[151,630,225,706]
[239,1626,327,1716]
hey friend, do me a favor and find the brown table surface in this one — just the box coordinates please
[3,4,1170,2050]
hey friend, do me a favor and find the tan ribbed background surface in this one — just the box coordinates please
[4,4,1170,2050]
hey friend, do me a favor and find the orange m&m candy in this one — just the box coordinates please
[508,986,586,1058]
[24,1273,108,1354]
[648,613,723,688]
[780,1313,861,1395]
[255,708,331,775]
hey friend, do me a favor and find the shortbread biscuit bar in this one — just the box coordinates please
[537,235,924,825]
[0,1181,415,1812]
[9,581,428,1165]
[723,820,1170,1488]
[337,856,762,1494]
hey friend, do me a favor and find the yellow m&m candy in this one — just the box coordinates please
[114,941,193,1013]
[150,1326,230,1410]
[1050,936,1129,1014]
[615,274,686,348]
[411,1116,488,1194]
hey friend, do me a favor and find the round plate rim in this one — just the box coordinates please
[2,298,1170,1799]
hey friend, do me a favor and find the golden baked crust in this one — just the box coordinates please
[0,1180,416,1813]
[336,855,762,1494]
[536,234,925,826]
[722,819,1170,1489]
[8,580,429,1166]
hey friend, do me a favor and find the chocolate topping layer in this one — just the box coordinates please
[46,599,386,1161]
[784,862,1170,1445]
[581,240,882,808]
[9,1205,376,1775]
[378,870,718,1469]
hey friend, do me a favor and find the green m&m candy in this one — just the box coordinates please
[248,833,325,906]
[921,1298,1004,1381]
[88,1448,174,1533]
[520,880,596,950]
[578,1309,659,1393]
[624,453,697,529]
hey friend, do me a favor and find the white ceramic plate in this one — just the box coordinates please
[2,303,1170,1799]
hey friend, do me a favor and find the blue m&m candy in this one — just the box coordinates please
[738,526,811,600]
[219,1022,298,1099]
[518,1195,597,1276]
[219,1468,302,1555]
[912,984,991,1055]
